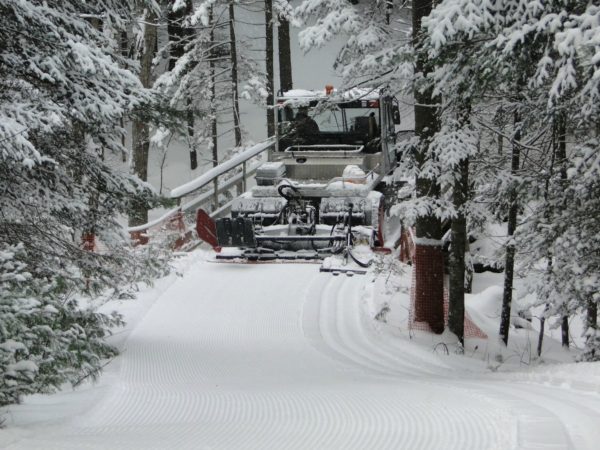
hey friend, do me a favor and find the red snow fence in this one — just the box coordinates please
[403,230,487,339]
[167,210,193,250]
[409,263,487,339]
[130,230,149,246]
[129,210,193,250]
[81,233,96,252]
[411,243,445,334]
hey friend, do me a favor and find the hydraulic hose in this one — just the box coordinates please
[348,249,372,268]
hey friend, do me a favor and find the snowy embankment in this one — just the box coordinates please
[2,252,600,449]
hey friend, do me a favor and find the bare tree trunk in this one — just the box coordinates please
[537,315,546,357]
[168,1,198,170]
[588,299,598,337]
[412,0,444,334]
[556,113,569,348]
[449,157,469,346]
[499,109,521,346]
[537,113,563,357]
[585,298,598,360]
[537,260,552,357]
[560,316,569,348]
[120,30,128,162]
[187,98,198,170]
[265,0,275,137]
[496,104,504,155]
[130,123,150,227]
[82,18,102,247]
[278,16,293,93]
[448,101,471,346]
[385,0,393,25]
[209,7,219,210]
[129,9,157,227]
[229,2,242,147]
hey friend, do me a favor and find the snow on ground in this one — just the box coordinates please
[2,250,600,449]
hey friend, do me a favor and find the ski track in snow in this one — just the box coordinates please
[5,261,600,449]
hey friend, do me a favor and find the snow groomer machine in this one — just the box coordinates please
[212,86,402,272]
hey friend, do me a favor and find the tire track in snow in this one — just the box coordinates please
[98,267,420,449]
[301,272,514,450]
[77,263,406,449]
[335,276,445,376]
[302,273,456,377]
[303,274,415,376]
[303,273,560,449]
[482,381,600,449]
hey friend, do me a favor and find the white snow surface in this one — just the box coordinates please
[2,252,600,449]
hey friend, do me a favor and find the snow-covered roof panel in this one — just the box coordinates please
[278,87,381,102]
[280,89,326,98]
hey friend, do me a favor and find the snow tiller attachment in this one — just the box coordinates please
[214,189,357,262]
[211,199,370,276]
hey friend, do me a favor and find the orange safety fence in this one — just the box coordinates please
[129,210,193,250]
[409,266,488,339]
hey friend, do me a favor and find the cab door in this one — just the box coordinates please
[379,95,397,173]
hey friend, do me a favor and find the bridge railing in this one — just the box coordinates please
[127,138,275,237]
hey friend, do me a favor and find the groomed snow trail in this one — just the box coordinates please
[5,261,600,449]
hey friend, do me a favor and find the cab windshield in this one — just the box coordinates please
[279,103,380,134]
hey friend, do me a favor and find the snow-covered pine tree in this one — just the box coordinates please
[296,0,412,87]
[429,111,479,346]
[155,0,267,209]
[167,0,200,169]
[0,0,168,406]
[423,0,599,354]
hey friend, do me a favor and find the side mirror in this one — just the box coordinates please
[392,104,401,125]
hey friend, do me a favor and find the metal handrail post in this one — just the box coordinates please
[212,178,219,211]
[242,161,247,192]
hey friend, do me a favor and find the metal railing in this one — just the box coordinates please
[127,138,275,233]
